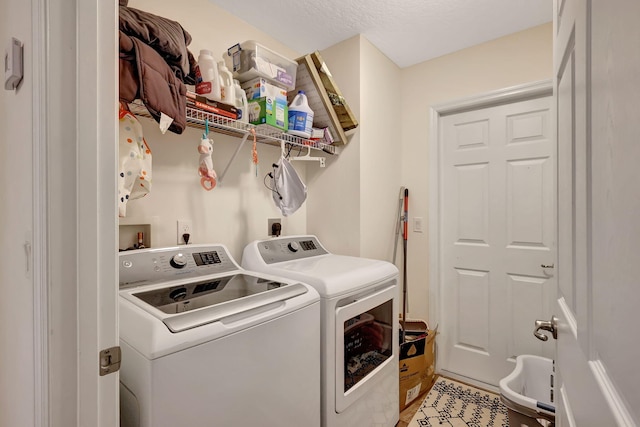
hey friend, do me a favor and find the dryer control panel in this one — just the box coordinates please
[255,235,328,264]
[119,244,238,288]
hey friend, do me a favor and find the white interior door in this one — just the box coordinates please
[553,0,638,425]
[437,93,556,387]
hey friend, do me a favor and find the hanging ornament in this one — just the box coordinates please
[251,128,258,176]
[198,119,217,191]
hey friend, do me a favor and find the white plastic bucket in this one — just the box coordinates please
[499,355,555,426]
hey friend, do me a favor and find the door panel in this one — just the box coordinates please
[440,95,555,385]
[507,109,547,143]
[455,268,490,353]
[590,0,640,418]
[507,274,553,358]
[506,157,553,248]
[554,0,638,424]
[455,163,489,244]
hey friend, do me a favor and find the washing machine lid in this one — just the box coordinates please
[119,270,320,359]
[242,236,399,298]
[122,273,308,333]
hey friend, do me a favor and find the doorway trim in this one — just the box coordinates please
[32,0,48,424]
[427,79,553,341]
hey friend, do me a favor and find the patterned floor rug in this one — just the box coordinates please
[408,377,509,427]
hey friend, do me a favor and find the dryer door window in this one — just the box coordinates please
[335,282,397,413]
[343,300,392,391]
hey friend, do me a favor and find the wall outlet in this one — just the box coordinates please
[177,220,192,244]
[268,218,281,236]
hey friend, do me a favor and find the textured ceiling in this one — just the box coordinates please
[207,0,552,68]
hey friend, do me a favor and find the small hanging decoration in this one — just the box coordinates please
[250,128,258,176]
[198,118,217,191]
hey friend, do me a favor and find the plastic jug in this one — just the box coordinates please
[233,79,248,123]
[195,49,221,102]
[288,91,314,138]
[218,61,235,105]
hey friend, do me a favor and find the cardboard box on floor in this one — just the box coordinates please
[399,320,437,412]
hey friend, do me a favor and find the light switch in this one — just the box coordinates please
[413,217,424,233]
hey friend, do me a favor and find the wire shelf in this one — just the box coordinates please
[128,101,337,155]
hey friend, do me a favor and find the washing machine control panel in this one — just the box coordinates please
[257,236,328,264]
[119,244,238,288]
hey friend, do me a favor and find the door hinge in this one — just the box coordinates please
[99,346,121,376]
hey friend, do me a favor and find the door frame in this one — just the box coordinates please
[34,0,119,425]
[32,0,48,423]
[75,0,119,423]
[428,80,553,382]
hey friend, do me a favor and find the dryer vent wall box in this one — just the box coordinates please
[5,37,23,91]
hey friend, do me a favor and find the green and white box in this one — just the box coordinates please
[247,96,288,131]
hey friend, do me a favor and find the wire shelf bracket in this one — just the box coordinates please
[285,142,326,167]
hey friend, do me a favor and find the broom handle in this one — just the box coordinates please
[392,187,405,265]
[401,188,409,343]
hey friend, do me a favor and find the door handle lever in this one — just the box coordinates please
[534,315,558,341]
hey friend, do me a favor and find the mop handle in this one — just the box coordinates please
[392,187,405,264]
[401,188,409,343]
[403,189,409,240]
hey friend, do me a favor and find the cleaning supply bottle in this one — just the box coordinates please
[195,49,221,102]
[288,91,314,138]
[217,61,235,105]
[233,79,248,123]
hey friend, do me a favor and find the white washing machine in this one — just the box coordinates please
[118,244,320,427]
[242,235,399,427]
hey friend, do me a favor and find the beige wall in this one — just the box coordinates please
[399,23,553,322]
[306,36,362,256]
[125,0,308,261]
[309,36,402,261]
[0,2,35,426]
[358,38,403,262]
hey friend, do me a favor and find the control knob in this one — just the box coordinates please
[170,253,188,269]
[287,241,299,252]
[169,287,188,301]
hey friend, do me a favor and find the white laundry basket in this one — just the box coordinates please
[499,355,556,427]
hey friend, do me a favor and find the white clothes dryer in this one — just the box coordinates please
[118,244,320,427]
[242,235,399,427]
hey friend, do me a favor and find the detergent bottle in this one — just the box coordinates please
[233,79,248,123]
[195,49,221,101]
[217,61,235,105]
[288,91,314,138]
